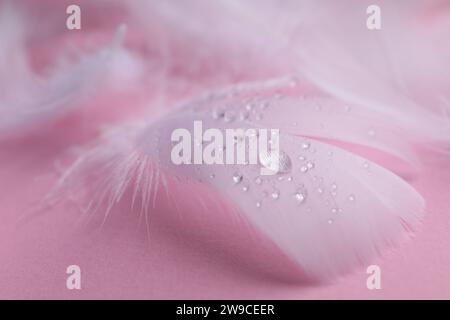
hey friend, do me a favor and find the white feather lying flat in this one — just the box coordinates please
[49,81,424,280]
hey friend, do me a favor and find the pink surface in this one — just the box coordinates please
[0,0,450,299]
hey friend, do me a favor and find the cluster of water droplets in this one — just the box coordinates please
[195,85,366,225]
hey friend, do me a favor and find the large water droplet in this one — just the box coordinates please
[259,151,292,174]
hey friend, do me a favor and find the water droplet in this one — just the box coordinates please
[233,173,243,184]
[242,186,249,192]
[260,102,269,109]
[212,109,224,119]
[256,201,262,208]
[224,111,236,123]
[287,176,293,182]
[298,156,306,161]
[259,151,292,174]
[255,177,262,185]
[306,161,315,169]
[300,165,308,173]
[348,194,355,202]
[277,176,284,181]
[239,111,249,120]
[301,142,310,150]
[327,219,334,224]
[245,103,253,111]
[331,208,339,214]
[331,183,337,190]
[209,174,215,179]
[363,162,370,169]
[368,129,376,137]
[294,190,307,204]
[271,190,280,200]
[292,122,298,127]
[317,188,324,194]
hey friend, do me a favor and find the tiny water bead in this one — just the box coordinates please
[233,173,243,184]
[300,165,308,173]
[306,161,315,169]
[368,129,376,137]
[209,174,215,179]
[363,161,370,169]
[242,185,249,192]
[239,111,249,120]
[301,142,310,150]
[255,177,262,185]
[294,189,307,204]
[327,219,334,224]
[212,109,225,120]
[331,207,339,214]
[259,101,270,109]
[287,176,293,182]
[298,156,306,161]
[348,194,356,202]
[271,190,280,200]
[224,111,236,123]
[256,201,262,208]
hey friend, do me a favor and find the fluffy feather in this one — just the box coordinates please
[48,80,425,280]
[2,1,449,280]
